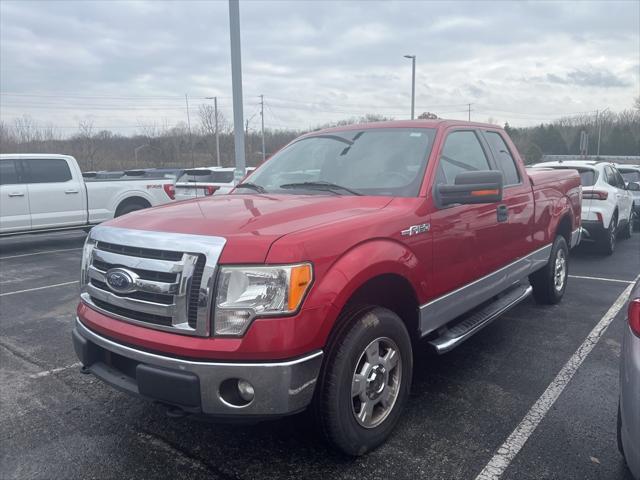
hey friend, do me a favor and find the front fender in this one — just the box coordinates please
[304,239,426,346]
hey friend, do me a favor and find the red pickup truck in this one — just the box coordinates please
[73,120,581,455]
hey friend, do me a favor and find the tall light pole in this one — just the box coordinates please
[260,94,265,162]
[205,96,221,166]
[228,0,245,182]
[404,54,416,120]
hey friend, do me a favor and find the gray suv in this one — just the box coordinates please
[619,277,640,479]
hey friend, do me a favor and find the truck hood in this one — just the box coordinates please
[106,194,393,262]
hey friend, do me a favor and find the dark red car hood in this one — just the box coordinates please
[105,194,393,263]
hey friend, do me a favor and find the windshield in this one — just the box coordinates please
[237,128,436,196]
[620,170,640,183]
[177,170,234,183]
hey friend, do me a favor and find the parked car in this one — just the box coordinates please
[618,276,640,480]
[616,164,640,231]
[73,120,581,455]
[174,167,255,201]
[0,154,176,236]
[532,161,634,254]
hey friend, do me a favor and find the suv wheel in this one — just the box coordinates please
[529,235,569,304]
[313,306,412,456]
[600,215,617,255]
[620,214,633,240]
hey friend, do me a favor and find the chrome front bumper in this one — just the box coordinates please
[73,318,323,417]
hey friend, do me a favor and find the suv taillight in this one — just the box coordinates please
[629,298,640,337]
[163,184,176,200]
[583,190,608,200]
[204,185,218,196]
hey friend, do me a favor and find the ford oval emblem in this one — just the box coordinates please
[105,268,137,293]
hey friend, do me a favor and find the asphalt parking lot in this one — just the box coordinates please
[1,230,639,480]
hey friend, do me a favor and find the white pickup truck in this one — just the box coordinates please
[0,154,176,236]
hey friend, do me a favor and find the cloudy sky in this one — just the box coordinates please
[1,0,638,135]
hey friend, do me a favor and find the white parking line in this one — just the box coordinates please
[29,362,81,379]
[475,275,638,480]
[569,274,634,285]
[0,280,79,297]
[0,248,82,260]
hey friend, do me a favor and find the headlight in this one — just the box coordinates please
[214,263,313,336]
[80,235,97,288]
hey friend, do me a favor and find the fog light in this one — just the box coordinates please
[237,379,255,402]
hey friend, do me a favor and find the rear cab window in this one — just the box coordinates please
[0,159,21,185]
[483,131,521,186]
[178,171,235,184]
[23,158,72,183]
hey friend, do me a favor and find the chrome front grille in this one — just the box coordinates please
[80,226,226,337]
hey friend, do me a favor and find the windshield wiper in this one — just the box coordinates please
[279,181,363,196]
[235,182,267,193]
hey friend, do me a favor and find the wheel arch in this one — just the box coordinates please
[114,195,152,217]
[309,239,425,350]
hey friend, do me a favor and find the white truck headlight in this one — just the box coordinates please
[214,263,313,336]
[80,235,97,287]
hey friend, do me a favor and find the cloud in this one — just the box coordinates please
[0,0,638,133]
[546,69,631,87]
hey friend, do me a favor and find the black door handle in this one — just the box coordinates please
[497,205,508,222]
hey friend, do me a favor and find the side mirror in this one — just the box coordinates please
[437,170,503,206]
[628,181,640,192]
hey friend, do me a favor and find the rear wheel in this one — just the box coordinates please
[313,306,412,456]
[620,213,633,240]
[529,235,568,305]
[599,214,617,255]
[115,201,149,217]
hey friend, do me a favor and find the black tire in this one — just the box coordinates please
[312,306,412,456]
[620,214,633,240]
[599,214,617,255]
[529,235,569,305]
[115,201,148,217]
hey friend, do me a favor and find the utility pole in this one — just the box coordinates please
[228,0,246,182]
[204,96,222,166]
[260,94,265,162]
[214,96,221,166]
[185,93,194,167]
[404,55,416,120]
[468,103,472,121]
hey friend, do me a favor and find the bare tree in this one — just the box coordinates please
[77,120,98,170]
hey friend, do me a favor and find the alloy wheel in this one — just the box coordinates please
[351,337,402,429]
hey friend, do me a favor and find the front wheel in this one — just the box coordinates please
[313,306,412,456]
[529,235,569,305]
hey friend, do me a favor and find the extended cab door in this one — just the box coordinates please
[479,129,535,264]
[0,158,31,234]
[23,157,87,230]
[429,129,504,298]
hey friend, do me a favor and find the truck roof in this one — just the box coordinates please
[0,153,75,160]
[304,119,502,137]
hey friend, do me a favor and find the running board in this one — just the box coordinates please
[428,283,533,354]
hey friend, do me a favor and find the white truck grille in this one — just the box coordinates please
[80,226,226,337]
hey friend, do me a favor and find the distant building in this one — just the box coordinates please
[541,155,640,165]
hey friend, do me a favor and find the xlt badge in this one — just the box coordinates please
[401,223,430,236]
